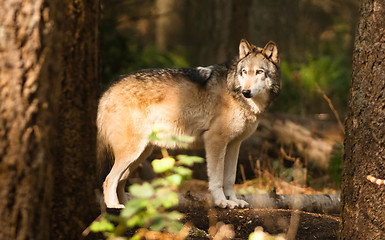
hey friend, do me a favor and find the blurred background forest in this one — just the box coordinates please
[100,0,359,192]
[101,0,358,116]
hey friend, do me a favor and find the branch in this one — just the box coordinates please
[315,83,345,135]
[123,192,340,214]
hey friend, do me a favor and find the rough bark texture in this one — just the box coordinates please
[51,1,100,239]
[341,0,385,239]
[0,0,99,239]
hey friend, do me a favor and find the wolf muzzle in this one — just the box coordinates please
[242,89,252,98]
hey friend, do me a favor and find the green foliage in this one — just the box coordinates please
[90,130,203,239]
[148,125,195,148]
[271,159,306,185]
[152,157,175,174]
[275,54,351,115]
[90,217,115,233]
[329,142,344,188]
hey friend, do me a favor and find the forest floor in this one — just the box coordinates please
[100,175,340,239]
[180,207,340,240]
[174,180,340,240]
[99,113,343,239]
[99,178,340,240]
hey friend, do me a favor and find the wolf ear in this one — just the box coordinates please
[239,39,253,59]
[263,41,279,66]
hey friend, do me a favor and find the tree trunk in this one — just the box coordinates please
[155,0,184,51]
[341,0,385,239]
[183,0,232,65]
[0,0,100,239]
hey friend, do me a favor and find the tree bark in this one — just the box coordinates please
[341,0,385,239]
[0,0,100,240]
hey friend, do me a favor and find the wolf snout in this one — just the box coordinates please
[242,89,252,98]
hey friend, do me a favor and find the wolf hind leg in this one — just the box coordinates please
[103,142,148,209]
[117,145,154,204]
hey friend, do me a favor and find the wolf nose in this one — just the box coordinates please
[242,89,252,98]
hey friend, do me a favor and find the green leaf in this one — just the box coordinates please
[167,210,184,221]
[121,198,148,218]
[151,197,164,209]
[177,155,204,166]
[126,214,145,228]
[148,132,160,142]
[177,135,195,144]
[129,182,154,198]
[89,218,115,233]
[172,166,192,177]
[152,178,170,187]
[156,190,179,208]
[167,221,184,234]
[166,174,183,186]
[152,157,175,173]
[150,215,166,232]
[130,234,141,240]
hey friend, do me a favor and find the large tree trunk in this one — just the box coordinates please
[0,0,100,240]
[341,0,385,239]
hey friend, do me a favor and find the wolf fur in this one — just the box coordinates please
[97,39,281,209]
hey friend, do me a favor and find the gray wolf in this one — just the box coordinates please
[97,39,280,209]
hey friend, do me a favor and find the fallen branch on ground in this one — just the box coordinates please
[126,192,340,214]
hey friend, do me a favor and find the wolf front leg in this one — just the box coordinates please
[223,140,249,208]
[204,133,240,209]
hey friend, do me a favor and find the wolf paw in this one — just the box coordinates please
[234,199,249,208]
[106,203,125,209]
[215,199,249,209]
[216,199,239,209]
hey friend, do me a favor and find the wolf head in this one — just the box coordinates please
[236,39,281,104]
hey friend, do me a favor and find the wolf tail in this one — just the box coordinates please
[96,114,113,188]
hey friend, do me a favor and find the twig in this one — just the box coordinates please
[286,210,300,240]
[81,214,103,239]
[256,159,262,188]
[315,83,345,135]
[280,146,298,162]
[248,152,255,175]
[161,148,169,158]
[240,164,247,184]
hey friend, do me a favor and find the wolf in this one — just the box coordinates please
[97,39,280,209]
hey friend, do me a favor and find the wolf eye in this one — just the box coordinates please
[241,69,247,75]
[256,69,264,75]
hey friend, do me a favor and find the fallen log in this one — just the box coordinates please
[252,113,344,171]
[179,192,340,214]
[125,192,340,214]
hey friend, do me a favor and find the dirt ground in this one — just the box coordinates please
[175,180,340,239]
[120,173,340,239]
[102,206,340,240]
[179,207,340,240]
